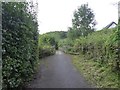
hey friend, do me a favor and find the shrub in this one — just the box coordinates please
[2,2,39,88]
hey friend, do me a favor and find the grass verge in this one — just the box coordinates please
[72,55,119,88]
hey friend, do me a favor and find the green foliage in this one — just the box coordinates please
[44,31,67,42]
[67,27,119,71]
[39,34,56,46]
[67,27,81,40]
[104,21,120,71]
[67,3,96,41]
[38,31,67,57]
[39,45,55,58]
[72,55,119,88]
[71,3,96,37]
[55,43,58,50]
[59,38,74,47]
[71,25,120,87]
[39,34,56,58]
[2,2,39,88]
[61,3,119,87]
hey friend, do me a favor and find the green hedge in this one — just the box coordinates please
[39,46,55,59]
[38,34,56,58]
[2,2,39,88]
[67,28,120,71]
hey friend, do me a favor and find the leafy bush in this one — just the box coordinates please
[38,34,56,58]
[39,45,55,58]
[2,2,39,88]
[65,27,119,71]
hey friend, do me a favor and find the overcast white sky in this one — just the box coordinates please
[37,0,119,34]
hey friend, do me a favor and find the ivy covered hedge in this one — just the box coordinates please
[2,2,39,88]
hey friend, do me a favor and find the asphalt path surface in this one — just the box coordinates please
[26,51,92,88]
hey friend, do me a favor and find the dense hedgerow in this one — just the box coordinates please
[68,27,119,71]
[105,28,120,71]
[39,45,55,59]
[38,34,56,58]
[2,2,39,88]
[74,28,119,67]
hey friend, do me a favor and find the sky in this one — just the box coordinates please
[37,0,119,34]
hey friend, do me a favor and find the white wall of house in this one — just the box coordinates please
[119,1,120,18]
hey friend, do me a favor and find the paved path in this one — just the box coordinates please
[27,51,92,88]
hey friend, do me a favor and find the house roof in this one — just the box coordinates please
[104,22,117,29]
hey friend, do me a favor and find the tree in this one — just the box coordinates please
[67,27,81,40]
[72,3,96,37]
